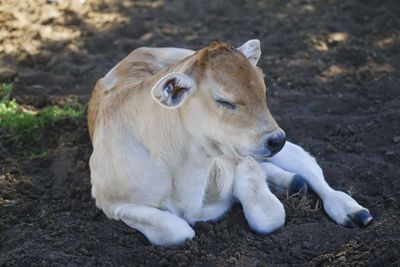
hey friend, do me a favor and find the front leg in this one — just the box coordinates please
[268,141,373,228]
[115,204,195,246]
[233,157,285,234]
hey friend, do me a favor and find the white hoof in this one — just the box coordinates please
[323,190,373,228]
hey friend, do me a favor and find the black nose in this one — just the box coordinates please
[266,133,286,156]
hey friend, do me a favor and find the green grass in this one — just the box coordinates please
[0,83,85,141]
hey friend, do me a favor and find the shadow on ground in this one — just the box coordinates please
[0,0,400,265]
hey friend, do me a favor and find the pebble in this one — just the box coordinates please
[76,160,87,170]
[302,241,313,249]
[385,150,395,156]
[0,67,17,82]
[196,221,213,232]
[159,258,168,266]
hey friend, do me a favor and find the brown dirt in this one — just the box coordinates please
[1,0,400,266]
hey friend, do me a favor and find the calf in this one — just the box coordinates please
[87,40,372,246]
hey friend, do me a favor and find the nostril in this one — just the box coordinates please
[266,135,286,155]
[267,139,281,149]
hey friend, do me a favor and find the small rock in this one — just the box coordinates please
[320,65,343,78]
[215,220,229,231]
[138,32,153,43]
[76,160,87,170]
[175,254,187,263]
[325,144,338,153]
[0,67,17,82]
[206,254,216,262]
[0,221,6,231]
[20,202,34,214]
[302,241,313,249]
[159,258,168,266]
[338,256,346,262]
[80,247,89,255]
[393,136,400,143]
[353,142,365,152]
[385,150,395,156]
[148,253,160,261]
[19,69,55,86]
[222,229,230,240]
[226,256,238,264]
[196,221,213,232]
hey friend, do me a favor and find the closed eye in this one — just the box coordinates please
[215,99,237,110]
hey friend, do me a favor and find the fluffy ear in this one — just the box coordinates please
[237,39,261,66]
[151,72,195,109]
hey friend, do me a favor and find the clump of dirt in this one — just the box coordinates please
[1,0,400,266]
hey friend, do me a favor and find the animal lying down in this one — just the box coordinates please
[87,39,373,246]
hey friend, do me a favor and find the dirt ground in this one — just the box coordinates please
[1,0,400,266]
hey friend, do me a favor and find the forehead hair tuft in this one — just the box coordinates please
[186,41,253,86]
[196,41,240,65]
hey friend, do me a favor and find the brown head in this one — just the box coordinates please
[151,40,286,159]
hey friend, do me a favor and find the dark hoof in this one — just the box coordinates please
[289,175,308,194]
[345,209,373,228]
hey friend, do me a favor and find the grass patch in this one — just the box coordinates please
[0,83,85,142]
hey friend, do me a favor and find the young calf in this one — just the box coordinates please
[87,40,372,246]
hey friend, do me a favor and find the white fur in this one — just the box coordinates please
[267,141,371,225]
[103,47,195,91]
[90,40,371,247]
[116,204,195,246]
[260,162,296,189]
[233,158,285,233]
[237,39,261,65]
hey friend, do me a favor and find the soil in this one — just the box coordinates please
[1,0,400,266]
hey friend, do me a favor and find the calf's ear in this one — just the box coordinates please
[151,72,195,109]
[237,39,261,66]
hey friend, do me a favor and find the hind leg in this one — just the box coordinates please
[89,135,193,246]
[260,162,308,194]
[114,204,195,246]
[268,141,373,228]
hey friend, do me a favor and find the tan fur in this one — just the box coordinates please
[88,42,279,146]
[87,41,372,246]
[87,41,288,246]
[88,49,163,140]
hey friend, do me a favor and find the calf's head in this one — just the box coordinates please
[151,40,285,159]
